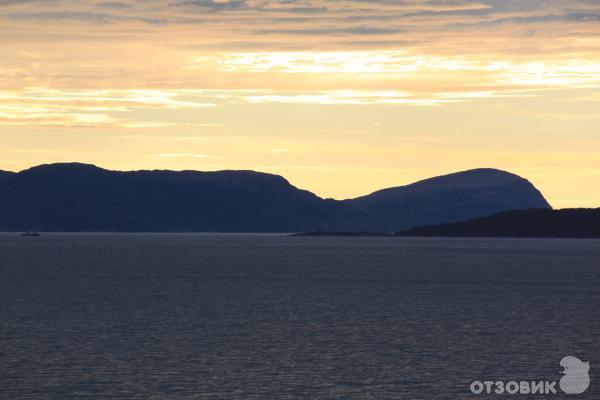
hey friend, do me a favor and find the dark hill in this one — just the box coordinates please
[0,163,551,232]
[397,208,600,238]
[0,170,15,181]
[344,168,551,231]
[0,163,359,232]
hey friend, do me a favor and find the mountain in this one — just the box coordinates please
[0,163,360,232]
[397,208,600,238]
[0,170,15,181]
[344,168,551,231]
[0,163,551,232]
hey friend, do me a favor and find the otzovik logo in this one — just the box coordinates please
[470,356,591,396]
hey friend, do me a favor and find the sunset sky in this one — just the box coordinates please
[1,0,599,207]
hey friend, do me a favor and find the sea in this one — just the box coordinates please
[1,234,598,399]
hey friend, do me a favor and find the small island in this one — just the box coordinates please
[395,208,600,239]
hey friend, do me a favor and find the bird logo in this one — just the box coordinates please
[560,356,590,395]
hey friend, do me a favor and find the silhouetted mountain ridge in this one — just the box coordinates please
[0,170,16,181]
[0,163,551,232]
[344,168,550,231]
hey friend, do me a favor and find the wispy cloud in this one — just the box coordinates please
[0,1,599,120]
[0,88,217,128]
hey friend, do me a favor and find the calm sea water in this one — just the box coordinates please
[1,234,598,399]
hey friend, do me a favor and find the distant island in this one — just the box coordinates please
[0,163,551,232]
[396,208,600,238]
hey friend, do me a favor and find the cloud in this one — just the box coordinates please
[4,10,164,24]
[0,0,597,127]
[96,2,132,9]
[175,0,250,11]
[0,89,217,128]
[240,88,538,106]
[0,0,57,5]
[254,26,406,35]
[242,90,447,105]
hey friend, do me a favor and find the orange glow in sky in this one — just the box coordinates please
[1,0,600,207]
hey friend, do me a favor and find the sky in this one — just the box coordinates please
[1,0,599,207]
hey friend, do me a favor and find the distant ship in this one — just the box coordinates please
[20,232,41,237]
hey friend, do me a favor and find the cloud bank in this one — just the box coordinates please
[0,0,598,126]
